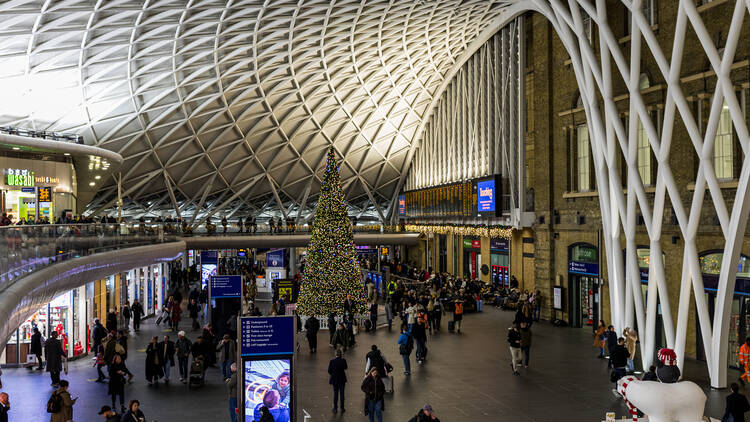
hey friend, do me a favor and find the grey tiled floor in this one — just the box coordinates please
[0,306,743,421]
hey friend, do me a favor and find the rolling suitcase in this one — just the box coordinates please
[448,321,455,333]
[383,375,394,393]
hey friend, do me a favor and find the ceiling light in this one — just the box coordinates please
[63,153,70,156]
[89,182,95,186]
[95,175,101,180]
[12,147,19,150]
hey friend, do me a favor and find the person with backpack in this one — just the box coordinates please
[48,379,76,422]
[304,316,320,353]
[452,298,464,334]
[397,326,413,375]
[365,345,387,377]
[328,349,348,414]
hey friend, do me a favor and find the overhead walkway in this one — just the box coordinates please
[0,223,419,353]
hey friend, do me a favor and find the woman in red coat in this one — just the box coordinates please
[170,299,181,331]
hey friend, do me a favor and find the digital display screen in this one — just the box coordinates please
[201,264,217,289]
[244,359,291,422]
[397,194,406,216]
[477,179,495,212]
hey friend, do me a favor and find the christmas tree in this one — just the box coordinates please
[296,147,366,316]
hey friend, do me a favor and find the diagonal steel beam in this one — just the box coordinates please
[188,174,217,227]
[193,175,263,228]
[163,171,181,220]
[358,176,386,223]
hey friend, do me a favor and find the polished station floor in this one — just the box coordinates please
[1,305,740,421]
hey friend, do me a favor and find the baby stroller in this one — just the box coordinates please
[188,357,206,389]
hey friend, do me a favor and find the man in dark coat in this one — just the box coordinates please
[105,309,117,332]
[30,327,43,370]
[131,300,144,332]
[158,335,176,382]
[92,318,107,353]
[0,392,9,422]
[44,331,65,387]
[304,316,320,353]
[328,349,348,414]
[725,382,750,422]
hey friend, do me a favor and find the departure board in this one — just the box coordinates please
[403,181,476,218]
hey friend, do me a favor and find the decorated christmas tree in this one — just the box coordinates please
[296,147,366,316]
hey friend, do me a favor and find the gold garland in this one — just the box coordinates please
[404,224,513,239]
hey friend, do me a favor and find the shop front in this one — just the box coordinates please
[463,238,481,279]
[1,286,88,365]
[568,243,599,330]
[490,238,510,287]
[696,251,750,368]
[0,157,75,222]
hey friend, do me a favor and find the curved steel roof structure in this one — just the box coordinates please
[0,0,520,221]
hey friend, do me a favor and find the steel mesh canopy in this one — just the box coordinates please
[0,0,513,221]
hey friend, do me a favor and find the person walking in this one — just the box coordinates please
[508,323,522,376]
[175,331,192,383]
[384,298,393,331]
[108,354,131,413]
[330,323,351,351]
[724,382,750,422]
[304,316,320,353]
[226,363,238,422]
[452,297,464,333]
[328,349,348,414]
[49,380,76,422]
[594,320,607,359]
[159,335,176,382]
[217,334,237,381]
[519,321,532,368]
[0,392,9,422]
[30,326,44,370]
[92,318,107,355]
[122,302,131,332]
[116,330,128,362]
[170,299,182,331]
[96,405,120,421]
[606,325,618,368]
[106,309,117,333]
[397,325,414,375]
[131,300,144,332]
[361,367,385,422]
[44,331,65,387]
[145,336,164,384]
[121,400,146,422]
[188,299,200,331]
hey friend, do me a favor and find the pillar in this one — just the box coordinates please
[446,234,455,274]
[480,236,491,283]
[456,235,464,278]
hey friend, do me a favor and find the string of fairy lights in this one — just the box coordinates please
[404,224,513,239]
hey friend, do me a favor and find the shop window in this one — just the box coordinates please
[700,252,750,278]
[714,101,734,180]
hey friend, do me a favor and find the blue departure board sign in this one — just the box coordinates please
[209,275,242,299]
[477,179,496,212]
[240,316,295,356]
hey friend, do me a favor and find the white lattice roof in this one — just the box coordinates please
[0,0,513,220]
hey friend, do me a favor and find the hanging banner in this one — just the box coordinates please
[266,249,285,268]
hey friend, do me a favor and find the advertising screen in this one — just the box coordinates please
[201,264,217,289]
[477,179,496,212]
[397,194,406,216]
[244,359,292,422]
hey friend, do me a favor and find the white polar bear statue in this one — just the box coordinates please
[616,376,707,422]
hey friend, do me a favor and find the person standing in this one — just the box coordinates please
[45,331,65,387]
[397,326,413,375]
[121,400,146,422]
[361,368,385,422]
[92,318,107,354]
[507,324,522,376]
[724,382,750,422]
[304,316,320,353]
[0,392,9,422]
[606,325,618,368]
[226,363,238,422]
[384,298,393,331]
[188,299,200,331]
[532,290,542,322]
[145,336,164,384]
[216,334,237,381]
[328,349,348,414]
[452,297,464,334]
[328,313,337,345]
[131,300,144,332]
[106,309,117,333]
[122,302,131,331]
[519,322,532,369]
[610,337,629,388]
[413,310,428,364]
[594,320,607,359]
[170,299,182,331]
[624,327,638,372]
[116,330,128,362]
[49,380,76,422]
[30,327,44,370]
[159,335,176,382]
[175,331,192,383]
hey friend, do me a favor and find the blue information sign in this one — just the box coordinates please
[240,316,295,356]
[201,250,218,264]
[266,249,285,268]
[568,261,599,276]
[477,179,496,212]
[210,275,242,299]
